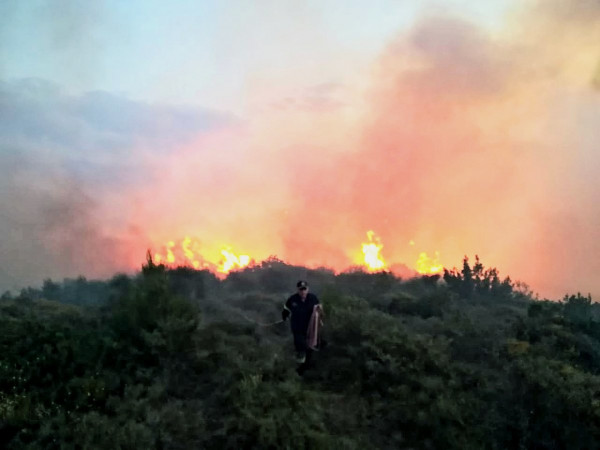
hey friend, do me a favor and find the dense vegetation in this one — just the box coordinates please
[1,255,598,449]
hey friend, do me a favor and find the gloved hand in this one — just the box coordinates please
[281,309,290,321]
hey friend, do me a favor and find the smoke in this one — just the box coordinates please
[276,2,600,298]
[1,1,598,299]
[0,150,138,289]
[0,79,233,291]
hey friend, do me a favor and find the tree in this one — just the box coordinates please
[563,293,593,328]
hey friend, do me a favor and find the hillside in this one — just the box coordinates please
[1,256,599,449]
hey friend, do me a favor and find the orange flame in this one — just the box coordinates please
[416,251,443,275]
[153,233,443,279]
[361,230,386,272]
[219,248,251,273]
[182,237,202,269]
[153,237,252,275]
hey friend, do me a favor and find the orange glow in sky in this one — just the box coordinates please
[1,1,598,300]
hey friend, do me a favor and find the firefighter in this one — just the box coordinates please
[281,280,322,370]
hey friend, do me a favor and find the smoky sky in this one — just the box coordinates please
[278,7,600,298]
[0,0,598,299]
[0,79,234,291]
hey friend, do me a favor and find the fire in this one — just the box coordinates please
[219,248,251,273]
[362,230,386,272]
[155,237,204,268]
[416,251,443,275]
[153,237,252,275]
[182,237,201,269]
[153,233,441,279]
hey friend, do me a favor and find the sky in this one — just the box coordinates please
[0,0,598,299]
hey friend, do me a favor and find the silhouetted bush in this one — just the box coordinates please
[2,255,599,449]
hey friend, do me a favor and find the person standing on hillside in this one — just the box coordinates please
[281,280,323,370]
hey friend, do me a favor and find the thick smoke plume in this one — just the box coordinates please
[0,1,598,299]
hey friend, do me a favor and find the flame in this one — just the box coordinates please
[219,248,251,273]
[153,237,252,275]
[153,233,442,279]
[361,230,386,272]
[416,251,443,275]
[166,241,175,263]
[182,237,201,269]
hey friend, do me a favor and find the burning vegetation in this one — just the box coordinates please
[153,237,252,276]
[151,230,444,279]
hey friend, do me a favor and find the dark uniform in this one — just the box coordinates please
[282,281,320,370]
[283,291,320,355]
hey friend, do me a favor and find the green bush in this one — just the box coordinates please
[2,255,599,449]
